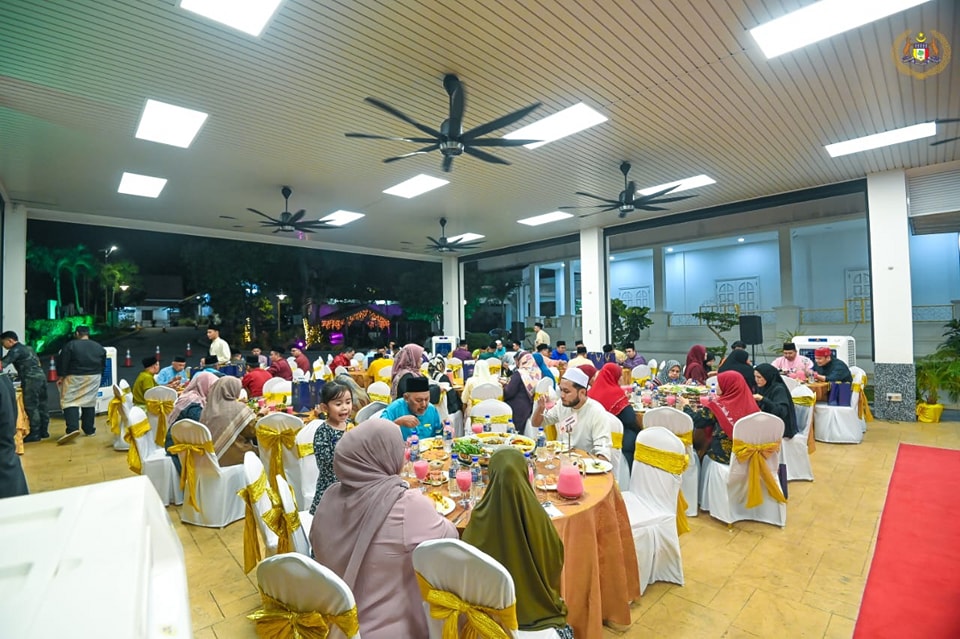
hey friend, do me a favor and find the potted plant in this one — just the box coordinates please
[915,355,946,423]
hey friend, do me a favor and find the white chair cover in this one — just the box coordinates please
[781,375,801,391]
[262,378,292,400]
[295,420,321,510]
[256,413,305,495]
[256,553,361,639]
[631,364,652,383]
[621,427,685,594]
[547,367,560,381]
[642,406,699,516]
[467,399,513,433]
[334,365,348,377]
[705,376,718,390]
[472,382,503,402]
[412,539,560,639]
[783,386,815,481]
[355,401,387,424]
[169,420,245,527]
[366,381,391,404]
[243,451,279,557]
[647,358,658,375]
[143,385,177,439]
[113,380,132,451]
[376,365,392,385]
[700,413,787,527]
[128,403,183,506]
[604,412,630,490]
[275,474,312,556]
[813,367,866,444]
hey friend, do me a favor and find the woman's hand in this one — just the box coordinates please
[753,393,763,401]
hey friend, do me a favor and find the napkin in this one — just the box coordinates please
[542,502,564,519]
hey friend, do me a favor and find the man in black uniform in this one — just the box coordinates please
[56,326,106,443]
[1,331,49,441]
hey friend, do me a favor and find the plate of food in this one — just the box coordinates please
[585,459,613,474]
[427,491,456,516]
[473,432,537,454]
[421,448,449,462]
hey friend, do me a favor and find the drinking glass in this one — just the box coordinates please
[402,446,412,478]
[544,443,557,470]
[471,422,484,435]
[413,460,429,482]
[456,471,472,509]
[448,476,462,499]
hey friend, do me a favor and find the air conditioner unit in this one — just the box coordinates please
[794,336,856,366]
[430,336,455,358]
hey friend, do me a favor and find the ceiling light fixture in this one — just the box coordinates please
[517,211,573,226]
[666,247,674,253]
[179,0,283,37]
[825,121,936,157]
[447,232,485,243]
[319,210,365,226]
[503,102,607,149]
[117,172,167,198]
[737,237,745,243]
[636,174,716,196]
[135,99,208,148]
[383,174,449,198]
[750,0,931,59]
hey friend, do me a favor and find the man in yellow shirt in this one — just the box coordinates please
[367,353,393,383]
[132,356,159,406]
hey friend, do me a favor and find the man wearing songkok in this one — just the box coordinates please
[156,355,189,387]
[132,356,159,406]
[551,340,569,362]
[206,325,231,365]
[812,347,852,383]
[197,355,225,378]
[55,326,106,443]
[1,330,49,441]
[266,347,293,381]
[381,375,442,441]
[534,321,550,347]
[566,345,592,369]
[241,355,272,398]
[451,339,472,361]
[771,342,813,377]
[532,366,612,461]
[622,344,647,368]
[290,345,311,374]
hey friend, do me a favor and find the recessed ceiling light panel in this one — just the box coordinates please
[135,99,208,148]
[825,121,936,157]
[447,232,485,243]
[503,103,607,149]
[517,211,573,226]
[319,210,365,226]
[179,0,283,36]
[636,174,716,196]
[118,172,167,198]
[383,174,449,198]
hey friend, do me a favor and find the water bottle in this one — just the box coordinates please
[524,451,536,485]
[536,426,547,450]
[448,456,458,481]
[483,415,492,433]
[506,418,516,434]
[409,436,420,463]
[470,455,483,488]
[442,419,453,453]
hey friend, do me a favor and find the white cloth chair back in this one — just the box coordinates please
[256,553,361,639]
[781,375,801,391]
[143,385,177,441]
[243,451,279,557]
[705,376,718,390]
[547,367,560,381]
[647,358,658,375]
[262,377,292,398]
[813,367,866,444]
[642,406,699,516]
[275,474,312,556]
[472,382,503,402]
[467,399,513,433]
[334,365,348,377]
[169,420,245,527]
[533,377,556,402]
[631,365,652,382]
[783,386,815,481]
[366,381,391,404]
[355,401,387,424]
[295,420,321,509]
[604,412,629,490]
[128,404,183,506]
[622,427,685,594]
[256,413,305,495]
[376,365,392,384]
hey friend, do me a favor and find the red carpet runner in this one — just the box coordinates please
[854,444,960,638]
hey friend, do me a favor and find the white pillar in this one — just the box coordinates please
[652,246,665,312]
[777,227,794,306]
[579,227,608,350]
[866,171,915,421]
[2,204,27,340]
[441,256,464,339]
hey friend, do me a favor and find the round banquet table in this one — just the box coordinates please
[414,448,640,639]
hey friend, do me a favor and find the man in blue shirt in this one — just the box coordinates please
[380,376,442,441]
[551,340,569,362]
[156,356,189,387]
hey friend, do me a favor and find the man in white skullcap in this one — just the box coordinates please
[532,366,612,461]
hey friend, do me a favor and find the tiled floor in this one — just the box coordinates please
[19,416,960,639]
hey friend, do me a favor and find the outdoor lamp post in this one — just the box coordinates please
[102,245,119,325]
[276,292,287,335]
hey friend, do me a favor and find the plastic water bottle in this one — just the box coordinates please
[536,426,547,450]
[506,418,516,434]
[442,419,453,453]
[470,455,483,488]
[524,451,536,486]
[483,415,492,433]
[409,436,420,463]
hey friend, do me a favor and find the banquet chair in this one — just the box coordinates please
[295,419,321,509]
[125,403,183,506]
[352,353,366,369]
[531,377,559,438]
[448,357,464,383]
[355,401,386,423]
[261,378,292,405]
[783,386,815,481]
[413,538,560,639]
[241,452,280,569]
[471,382,503,403]
[642,406,699,516]
[365,381,391,404]
[781,375,801,391]
[275,474,312,556]
[253,553,361,639]
[334,365,348,377]
[548,366,560,381]
[143,385,177,448]
[813,366,866,444]
[111,380,133,451]
[631,364,653,385]
[169,420,246,528]
[700,413,786,527]
[467,399,513,433]
[375,365,392,385]
[605,413,630,490]
[255,413,305,494]
[621,427,686,594]
[648,358,658,375]
[486,359,502,377]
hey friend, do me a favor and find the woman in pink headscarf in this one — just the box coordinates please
[390,343,425,399]
[165,371,218,473]
[311,418,457,638]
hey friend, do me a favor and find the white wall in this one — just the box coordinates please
[792,224,869,308]
[909,232,960,305]
[609,256,654,308]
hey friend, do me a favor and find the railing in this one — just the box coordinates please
[667,307,774,327]
[913,305,954,322]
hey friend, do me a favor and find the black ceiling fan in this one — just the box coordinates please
[931,117,960,146]
[346,74,542,172]
[559,161,699,219]
[246,186,336,234]
[425,217,485,253]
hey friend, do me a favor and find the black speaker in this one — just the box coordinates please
[739,315,763,345]
[511,322,526,344]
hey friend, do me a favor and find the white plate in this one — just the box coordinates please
[585,459,613,474]
[432,495,456,516]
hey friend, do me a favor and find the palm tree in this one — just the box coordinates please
[26,242,66,317]
[60,245,97,313]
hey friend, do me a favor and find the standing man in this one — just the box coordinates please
[533,322,550,348]
[207,325,231,365]
[56,326,106,443]
[132,356,159,406]
[290,345,311,374]
[155,356,189,387]
[1,331,49,442]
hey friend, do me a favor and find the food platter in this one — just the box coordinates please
[452,433,537,465]
[584,459,612,474]
[427,492,456,515]
[421,449,449,462]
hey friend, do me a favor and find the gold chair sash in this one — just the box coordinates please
[489,415,510,425]
[368,392,390,403]
[632,376,651,386]
[415,573,518,639]
[263,391,291,406]
[107,397,124,435]
[634,443,691,535]
[792,395,815,407]
[168,440,215,512]
[611,431,623,450]
[262,490,300,556]
[248,592,360,639]
[297,442,314,458]
[732,440,787,509]
[122,418,151,474]
[145,398,175,447]
[675,430,693,447]
[238,471,268,574]
[853,375,874,422]
[256,424,299,492]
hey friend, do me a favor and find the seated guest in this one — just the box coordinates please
[132,356,159,406]
[653,359,682,386]
[589,363,639,473]
[684,345,709,385]
[551,340,569,362]
[196,355,225,378]
[510,339,522,352]
[678,371,759,464]
[566,345,591,369]
[156,356,189,387]
[812,347,852,383]
[309,381,353,514]
[201,376,258,467]
[532,367,612,461]
[771,342,813,378]
[266,347,293,381]
[753,364,799,438]
[463,448,573,637]
[311,419,457,638]
[241,355,272,398]
[451,339,472,361]
[367,352,393,383]
[622,344,647,369]
[601,343,618,364]
[705,352,717,376]
[579,363,598,386]
[427,355,462,417]
[478,341,500,360]
[331,346,355,371]
[381,376,442,440]
[493,339,507,358]
[166,371,219,473]
[461,358,496,416]
[536,343,559,367]
[290,345,311,374]
[251,346,268,368]
[718,349,757,392]
[503,353,540,434]
[718,340,747,367]
[390,343,425,399]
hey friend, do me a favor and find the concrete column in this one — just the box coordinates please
[441,256,464,339]
[778,227,794,306]
[579,227,608,351]
[556,262,566,317]
[867,171,915,421]
[652,246,665,312]
[2,204,27,340]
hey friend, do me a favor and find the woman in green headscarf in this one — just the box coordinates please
[462,448,573,637]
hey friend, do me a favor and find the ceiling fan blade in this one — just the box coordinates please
[935,118,960,124]
[579,206,620,219]
[364,97,442,138]
[574,191,619,204]
[638,194,697,205]
[442,155,454,172]
[426,236,441,245]
[445,74,465,138]
[558,204,608,210]
[467,138,541,147]
[463,146,509,164]
[383,143,440,163]
[633,184,681,204]
[634,204,669,212]
[460,102,541,141]
[931,136,960,146]
[345,132,437,143]
[248,208,281,223]
[288,210,306,224]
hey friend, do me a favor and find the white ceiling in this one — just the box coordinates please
[1,0,958,260]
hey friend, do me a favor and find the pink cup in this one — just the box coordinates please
[471,423,484,434]
[413,460,429,481]
[666,395,677,406]
[456,470,472,493]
